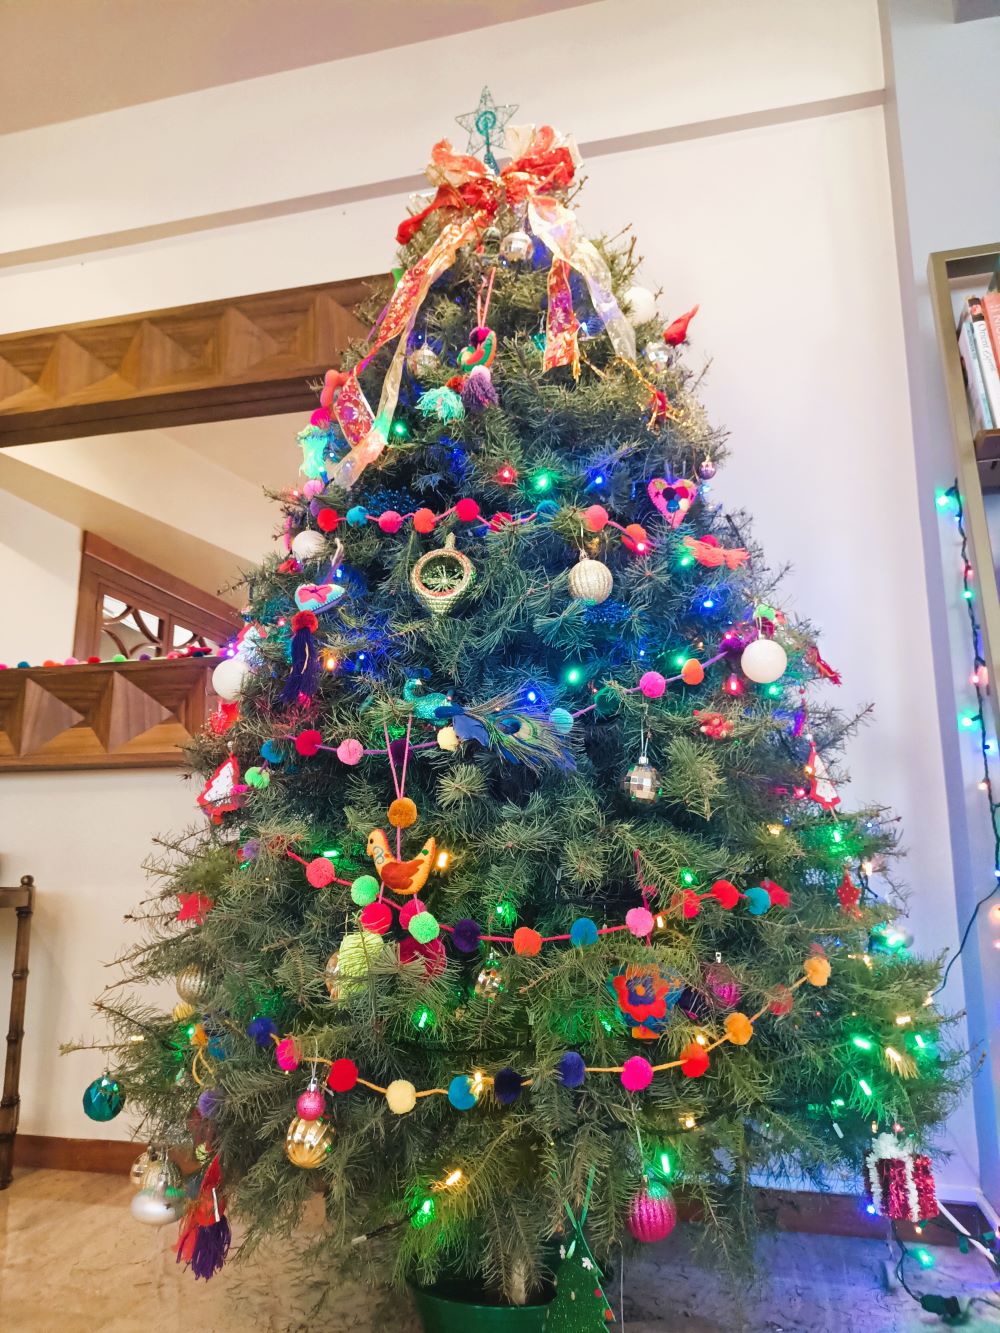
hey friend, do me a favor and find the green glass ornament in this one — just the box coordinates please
[82,1074,125,1121]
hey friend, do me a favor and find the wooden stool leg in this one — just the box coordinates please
[0,875,34,1190]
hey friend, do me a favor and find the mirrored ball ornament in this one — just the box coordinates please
[130,1149,152,1188]
[474,966,504,999]
[406,344,440,379]
[499,229,533,263]
[698,457,717,481]
[285,1115,333,1168]
[625,757,660,804]
[140,1158,183,1195]
[130,1183,185,1226]
[643,342,672,372]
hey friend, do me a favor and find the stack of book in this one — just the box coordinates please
[957,274,1000,438]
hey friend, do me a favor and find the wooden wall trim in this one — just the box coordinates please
[0,276,379,446]
[13,1134,138,1175]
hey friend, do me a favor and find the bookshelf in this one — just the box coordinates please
[928,244,1000,735]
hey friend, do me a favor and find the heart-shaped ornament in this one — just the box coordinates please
[294,582,346,614]
[647,478,698,528]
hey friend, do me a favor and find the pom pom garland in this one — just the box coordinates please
[626,907,654,937]
[513,927,543,956]
[448,1075,478,1110]
[337,738,364,765]
[306,857,337,888]
[360,902,393,935]
[452,918,482,952]
[275,1037,300,1072]
[350,875,380,906]
[558,1051,587,1088]
[570,917,599,947]
[724,1013,754,1045]
[621,1057,653,1091]
[408,911,440,944]
[680,1043,710,1078]
[385,1079,417,1114]
[295,729,323,756]
[388,797,418,828]
[327,1058,358,1093]
[493,1067,523,1105]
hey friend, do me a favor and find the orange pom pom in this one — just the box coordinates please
[724,1012,754,1045]
[803,955,831,987]
[680,659,704,686]
[388,797,418,828]
[413,508,437,535]
[513,927,542,957]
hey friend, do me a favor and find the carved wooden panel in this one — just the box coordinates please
[0,659,216,770]
[0,277,379,446]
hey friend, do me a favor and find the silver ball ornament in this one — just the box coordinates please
[567,555,613,605]
[740,638,788,685]
[211,654,249,702]
[291,529,327,563]
[406,344,440,379]
[499,229,533,263]
[643,342,672,372]
[623,284,656,326]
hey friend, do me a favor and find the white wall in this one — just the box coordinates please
[0,0,981,1192]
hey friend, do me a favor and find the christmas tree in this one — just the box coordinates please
[84,115,962,1308]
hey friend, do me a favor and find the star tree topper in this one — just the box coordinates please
[456,87,518,172]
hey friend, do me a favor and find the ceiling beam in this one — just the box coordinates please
[953,0,1000,20]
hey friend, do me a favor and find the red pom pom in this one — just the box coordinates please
[320,368,349,408]
[680,1042,710,1077]
[87,655,101,664]
[294,729,323,756]
[360,901,393,935]
[455,498,480,522]
[398,899,426,928]
[310,406,331,428]
[513,927,543,957]
[763,879,791,908]
[681,889,701,919]
[378,510,403,534]
[317,508,339,532]
[306,857,336,888]
[711,880,740,910]
[583,504,609,533]
[413,507,437,534]
[43,659,58,668]
[291,610,318,633]
[327,1057,358,1093]
[446,374,466,392]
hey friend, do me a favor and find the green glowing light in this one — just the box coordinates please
[935,491,951,509]
[766,683,782,697]
[831,829,843,844]
[858,1077,873,1097]
[680,868,697,886]
[832,1097,845,1108]
[412,1007,436,1032]
[964,589,974,601]
[391,420,410,440]
[658,1150,671,1177]
[321,848,340,859]
[564,665,583,686]
[915,1247,935,1269]
[411,1197,436,1229]
[678,554,694,568]
[914,1034,927,1050]
[532,470,555,493]
[851,1035,874,1051]
[494,900,517,927]
[960,713,976,729]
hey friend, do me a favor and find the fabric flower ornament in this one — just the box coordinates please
[608,965,680,1038]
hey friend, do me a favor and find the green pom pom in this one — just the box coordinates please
[408,911,440,944]
[417,386,465,423]
[351,874,380,907]
[245,766,270,789]
[111,653,127,663]
[594,687,621,718]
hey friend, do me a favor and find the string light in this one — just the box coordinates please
[434,850,450,871]
[496,464,517,485]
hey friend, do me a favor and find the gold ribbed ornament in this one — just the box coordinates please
[567,553,613,604]
[175,964,216,1005]
[285,1115,333,1168]
[411,533,475,616]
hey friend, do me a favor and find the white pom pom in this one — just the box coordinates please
[623,284,656,326]
[740,639,788,684]
[211,655,250,701]
[291,530,327,562]
[385,1079,417,1115]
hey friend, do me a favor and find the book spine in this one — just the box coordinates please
[968,297,1000,429]
[958,308,993,433]
[983,292,1000,399]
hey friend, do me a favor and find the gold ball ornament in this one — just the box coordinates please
[194,1142,211,1164]
[285,1115,333,1168]
[140,1158,183,1195]
[411,533,475,616]
[385,1079,417,1115]
[437,724,460,752]
[388,796,418,829]
[172,1001,196,1023]
[175,964,217,1006]
[567,554,613,605]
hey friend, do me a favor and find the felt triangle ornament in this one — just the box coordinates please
[197,755,243,822]
[807,741,840,811]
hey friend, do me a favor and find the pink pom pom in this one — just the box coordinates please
[360,902,393,935]
[336,738,364,765]
[455,498,480,522]
[583,505,609,533]
[63,656,79,665]
[310,407,331,428]
[625,907,654,938]
[275,1037,300,1071]
[398,899,426,928]
[296,1088,325,1120]
[302,479,324,499]
[621,1056,653,1092]
[306,857,336,888]
[639,671,666,699]
[378,510,403,534]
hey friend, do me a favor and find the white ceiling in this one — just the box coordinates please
[0,0,592,135]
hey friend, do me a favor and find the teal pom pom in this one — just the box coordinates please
[350,874,380,907]
[448,1075,477,1110]
[260,740,283,764]
[536,499,559,517]
[417,386,465,423]
[245,766,270,789]
[347,506,368,527]
[570,917,599,947]
[408,910,440,944]
[549,707,574,734]
[744,886,771,916]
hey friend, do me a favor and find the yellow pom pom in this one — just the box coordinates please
[388,797,418,828]
[385,1079,417,1114]
[803,956,831,987]
[172,1001,196,1022]
[437,725,460,752]
[724,1012,754,1045]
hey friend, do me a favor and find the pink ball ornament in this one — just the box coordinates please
[296,1088,325,1120]
[360,902,393,935]
[625,906,654,938]
[337,738,364,765]
[583,504,609,533]
[621,1056,654,1092]
[378,510,403,534]
[627,1186,678,1243]
[306,857,336,888]
[275,1037,300,1072]
[639,670,666,699]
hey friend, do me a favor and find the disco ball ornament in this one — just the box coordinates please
[567,554,613,605]
[499,229,533,263]
[82,1074,124,1122]
[625,755,660,803]
[285,1115,333,1168]
[291,529,327,563]
[643,341,672,372]
[627,1184,678,1242]
[698,457,717,481]
[740,638,788,684]
[474,965,504,999]
[481,224,502,250]
[623,284,656,326]
[211,654,250,702]
[175,963,216,1006]
[406,344,440,379]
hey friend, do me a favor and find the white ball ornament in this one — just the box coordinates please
[211,654,250,702]
[291,529,327,563]
[623,284,656,326]
[385,1079,417,1115]
[740,638,788,684]
[567,555,613,605]
[130,1185,185,1226]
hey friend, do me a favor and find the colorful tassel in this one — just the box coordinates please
[278,610,320,705]
[417,385,465,422]
[461,365,497,412]
[176,1154,230,1281]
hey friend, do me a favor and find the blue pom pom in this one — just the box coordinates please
[260,740,284,764]
[744,886,771,916]
[570,917,599,947]
[558,1051,586,1088]
[246,1015,278,1047]
[347,506,368,527]
[448,1075,477,1111]
[536,499,560,518]
[548,707,574,734]
[493,1067,523,1106]
[16,661,29,669]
